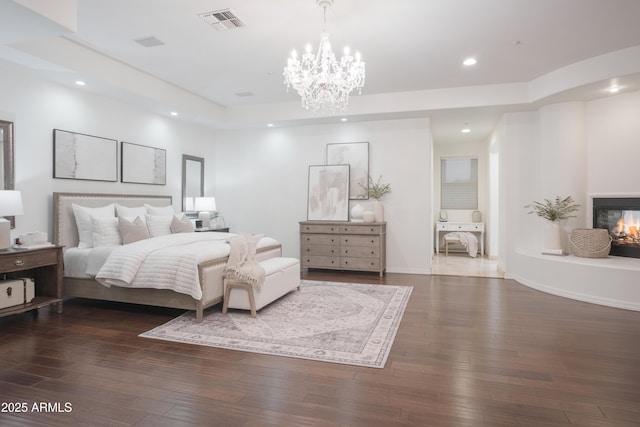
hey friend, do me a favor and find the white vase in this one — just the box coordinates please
[374,201,384,222]
[543,221,563,254]
[350,204,364,222]
[362,211,375,223]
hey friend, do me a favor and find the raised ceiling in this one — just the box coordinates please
[2,0,640,142]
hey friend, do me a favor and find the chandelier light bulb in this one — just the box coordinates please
[344,46,350,55]
[291,49,298,59]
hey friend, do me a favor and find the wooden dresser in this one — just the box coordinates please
[299,221,386,276]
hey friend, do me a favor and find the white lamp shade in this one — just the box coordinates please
[0,190,24,216]
[194,197,216,212]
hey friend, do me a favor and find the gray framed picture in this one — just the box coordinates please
[327,142,369,199]
[53,129,117,181]
[121,141,166,185]
[307,164,350,221]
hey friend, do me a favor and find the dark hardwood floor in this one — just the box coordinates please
[1,271,639,426]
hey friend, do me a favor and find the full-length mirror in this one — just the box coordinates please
[182,154,204,215]
[1,120,16,228]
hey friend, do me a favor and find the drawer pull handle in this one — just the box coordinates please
[6,286,12,297]
[331,250,334,253]
[345,250,348,254]
[15,259,25,267]
[344,239,348,243]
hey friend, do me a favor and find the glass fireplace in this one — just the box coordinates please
[593,197,640,258]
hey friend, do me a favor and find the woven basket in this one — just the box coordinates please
[569,228,612,258]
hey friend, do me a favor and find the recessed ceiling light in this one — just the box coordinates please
[267,123,274,127]
[461,125,471,133]
[341,118,348,122]
[170,111,178,116]
[75,80,86,86]
[608,85,620,94]
[463,57,477,66]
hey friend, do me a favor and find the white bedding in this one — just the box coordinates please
[65,232,279,300]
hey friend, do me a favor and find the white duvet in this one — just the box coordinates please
[85,232,278,300]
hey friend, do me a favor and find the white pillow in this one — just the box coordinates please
[145,204,174,216]
[116,203,147,218]
[145,214,174,237]
[146,213,187,237]
[92,217,122,247]
[72,203,115,248]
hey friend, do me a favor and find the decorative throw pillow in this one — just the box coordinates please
[145,214,173,237]
[72,203,115,248]
[145,204,174,216]
[92,217,122,247]
[115,203,147,219]
[170,215,194,233]
[118,216,150,244]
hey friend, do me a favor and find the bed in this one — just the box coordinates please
[53,192,282,322]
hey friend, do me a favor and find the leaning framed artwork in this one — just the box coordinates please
[121,141,167,185]
[307,164,350,221]
[53,129,117,181]
[327,142,369,199]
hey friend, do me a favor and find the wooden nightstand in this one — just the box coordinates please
[0,245,63,317]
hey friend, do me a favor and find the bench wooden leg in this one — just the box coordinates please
[223,283,257,318]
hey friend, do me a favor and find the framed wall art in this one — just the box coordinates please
[307,164,350,221]
[327,141,369,199]
[121,141,166,185]
[53,129,117,181]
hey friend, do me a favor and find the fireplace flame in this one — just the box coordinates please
[616,212,640,238]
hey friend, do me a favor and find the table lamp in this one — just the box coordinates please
[0,190,23,250]
[194,196,216,228]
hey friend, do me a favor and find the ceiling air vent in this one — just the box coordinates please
[134,36,165,48]
[198,9,245,31]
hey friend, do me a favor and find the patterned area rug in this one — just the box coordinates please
[140,280,412,368]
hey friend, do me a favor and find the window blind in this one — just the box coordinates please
[441,157,478,210]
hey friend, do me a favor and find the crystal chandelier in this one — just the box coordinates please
[283,0,365,114]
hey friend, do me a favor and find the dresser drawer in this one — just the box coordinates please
[301,234,338,246]
[0,250,58,273]
[301,255,340,268]
[340,246,379,258]
[340,224,382,235]
[340,257,380,270]
[300,223,341,234]
[302,244,338,256]
[340,235,380,247]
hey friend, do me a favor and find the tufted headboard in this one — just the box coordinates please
[53,192,173,249]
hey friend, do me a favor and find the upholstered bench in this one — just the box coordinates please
[222,257,300,317]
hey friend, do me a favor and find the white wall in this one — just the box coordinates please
[215,118,433,274]
[495,92,640,310]
[586,90,640,197]
[0,65,216,241]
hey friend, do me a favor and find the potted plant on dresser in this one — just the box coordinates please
[362,175,392,222]
[526,195,579,255]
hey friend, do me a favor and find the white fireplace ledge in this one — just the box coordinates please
[519,251,640,270]
[507,251,640,312]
